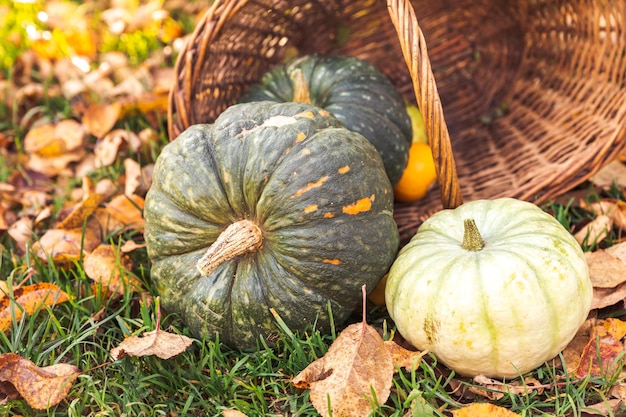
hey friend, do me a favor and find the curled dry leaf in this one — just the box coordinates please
[451,403,521,417]
[83,244,141,294]
[8,217,33,254]
[292,320,394,417]
[32,227,101,264]
[110,328,193,360]
[55,177,105,230]
[23,120,86,177]
[0,353,80,410]
[82,102,122,138]
[94,129,141,167]
[575,215,613,245]
[583,199,626,231]
[0,282,70,331]
[470,375,544,401]
[23,120,84,157]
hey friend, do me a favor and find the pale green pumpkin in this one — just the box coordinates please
[385,198,592,378]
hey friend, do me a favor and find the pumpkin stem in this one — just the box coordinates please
[461,218,484,251]
[291,69,312,104]
[197,219,263,276]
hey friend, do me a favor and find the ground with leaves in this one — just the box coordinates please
[1,1,626,416]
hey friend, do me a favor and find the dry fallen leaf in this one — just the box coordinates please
[583,199,626,231]
[292,311,394,417]
[110,328,193,360]
[32,227,101,264]
[590,160,626,190]
[83,244,141,294]
[575,215,613,245]
[55,176,106,230]
[383,338,426,372]
[451,403,521,417]
[0,282,70,331]
[607,241,626,263]
[0,353,80,409]
[82,102,122,138]
[574,318,626,378]
[585,250,626,288]
[222,409,249,417]
[470,375,544,401]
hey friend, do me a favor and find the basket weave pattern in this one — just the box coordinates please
[169,0,626,243]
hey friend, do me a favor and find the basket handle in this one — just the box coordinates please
[387,0,464,210]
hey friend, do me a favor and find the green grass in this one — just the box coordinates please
[1,239,625,416]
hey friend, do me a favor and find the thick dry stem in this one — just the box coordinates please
[197,219,263,276]
[290,69,312,104]
[461,218,484,251]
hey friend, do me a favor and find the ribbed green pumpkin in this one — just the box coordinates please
[144,101,399,350]
[385,198,593,378]
[240,54,412,186]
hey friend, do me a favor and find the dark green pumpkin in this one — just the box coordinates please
[240,54,412,186]
[144,101,399,350]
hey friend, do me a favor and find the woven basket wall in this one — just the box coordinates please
[168,0,626,244]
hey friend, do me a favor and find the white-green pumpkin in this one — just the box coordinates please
[385,198,592,378]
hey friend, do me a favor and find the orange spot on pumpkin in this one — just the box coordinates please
[323,259,341,265]
[296,132,306,143]
[302,148,311,156]
[318,109,331,117]
[342,194,375,215]
[323,212,335,218]
[293,175,329,197]
[338,165,350,174]
[296,111,315,119]
[304,204,318,213]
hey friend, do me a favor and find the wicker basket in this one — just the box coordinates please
[168,0,626,244]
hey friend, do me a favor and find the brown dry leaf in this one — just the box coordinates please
[607,241,626,263]
[83,244,140,294]
[55,176,105,229]
[583,199,626,231]
[470,375,544,401]
[574,318,626,378]
[93,129,143,167]
[8,218,33,254]
[592,283,626,311]
[582,399,623,416]
[110,328,193,360]
[562,319,595,373]
[124,158,142,196]
[104,194,145,230]
[222,409,249,417]
[23,120,84,157]
[451,403,521,417]
[585,250,626,288]
[0,353,80,409]
[575,215,613,245]
[0,282,70,332]
[590,160,626,190]
[26,149,85,177]
[292,320,394,417]
[82,102,122,138]
[383,339,426,372]
[32,227,101,264]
